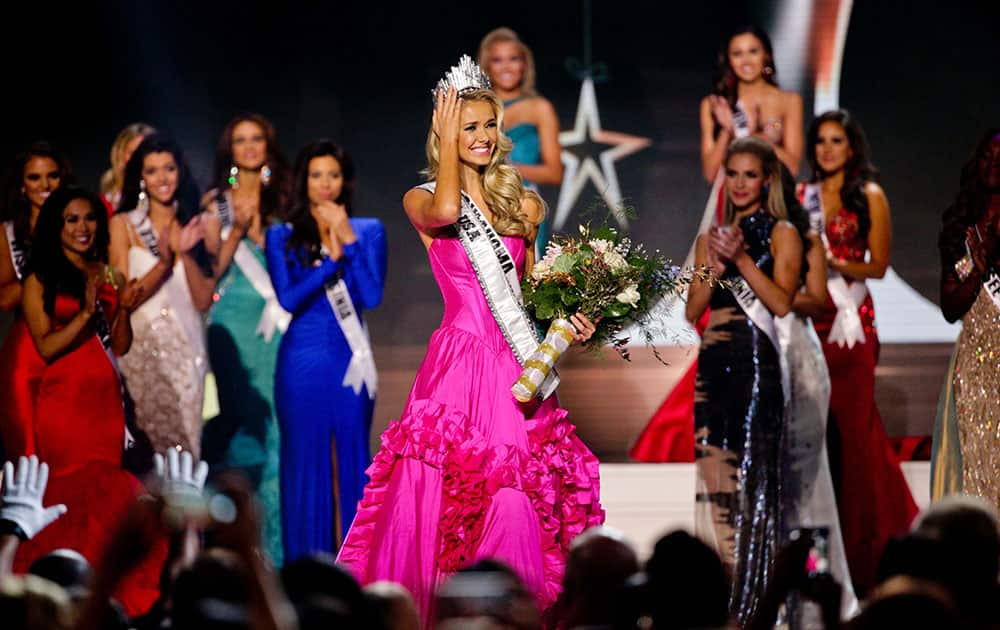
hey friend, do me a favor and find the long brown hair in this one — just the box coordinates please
[211,113,290,225]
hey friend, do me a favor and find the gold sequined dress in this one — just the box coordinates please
[953,286,1000,508]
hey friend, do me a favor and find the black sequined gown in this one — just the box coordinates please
[694,209,784,626]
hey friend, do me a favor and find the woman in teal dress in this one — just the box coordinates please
[478,27,563,250]
[202,113,290,565]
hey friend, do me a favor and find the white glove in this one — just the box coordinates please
[154,448,209,503]
[1,455,67,540]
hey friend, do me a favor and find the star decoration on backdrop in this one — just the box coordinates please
[554,78,651,230]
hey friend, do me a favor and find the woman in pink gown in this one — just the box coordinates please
[337,70,603,625]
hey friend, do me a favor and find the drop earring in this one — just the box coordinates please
[229,165,239,190]
[138,179,149,214]
[261,164,272,187]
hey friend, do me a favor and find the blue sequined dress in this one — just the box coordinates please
[694,209,784,626]
[265,219,387,561]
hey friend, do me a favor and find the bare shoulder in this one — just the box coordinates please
[863,180,887,200]
[772,220,803,242]
[526,95,557,117]
[779,89,803,109]
[403,186,432,213]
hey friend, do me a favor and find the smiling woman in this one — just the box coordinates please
[109,133,213,458]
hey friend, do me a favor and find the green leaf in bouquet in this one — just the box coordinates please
[592,225,617,241]
[535,302,555,321]
[553,253,576,274]
[560,291,580,307]
[602,302,632,318]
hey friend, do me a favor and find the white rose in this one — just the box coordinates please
[531,261,551,281]
[616,284,640,307]
[590,239,612,254]
[604,250,628,270]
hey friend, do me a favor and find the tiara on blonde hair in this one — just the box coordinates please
[432,55,492,101]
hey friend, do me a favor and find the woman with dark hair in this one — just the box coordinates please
[685,137,803,626]
[799,109,917,596]
[0,142,73,460]
[201,113,291,565]
[477,27,563,251]
[109,132,214,456]
[933,129,1000,510]
[265,139,386,561]
[12,186,162,615]
[631,25,803,465]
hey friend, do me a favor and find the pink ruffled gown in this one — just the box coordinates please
[337,230,604,624]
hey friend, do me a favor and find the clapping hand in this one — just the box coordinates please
[154,448,209,501]
[708,95,734,132]
[709,225,747,264]
[1,455,67,540]
[177,216,206,254]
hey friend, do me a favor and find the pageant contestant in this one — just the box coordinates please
[0,142,72,459]
[14,186,161,614]
[936,128,1000,510]
[631,25,803,463]
[337,58,603,625]
[478,27,563,250]
[265,140,386,561]
[781,171,859,622]
[99,122,156,214]
[686,137,802,626]
[110,133,214,456]
[800,110,917,595]
[202,113,290,565]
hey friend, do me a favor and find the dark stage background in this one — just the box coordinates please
[2,1,998,345]
[2,0,998,455]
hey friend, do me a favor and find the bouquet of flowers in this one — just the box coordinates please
[513,223,703,402]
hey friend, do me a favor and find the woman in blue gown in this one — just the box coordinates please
[265,140,386,561]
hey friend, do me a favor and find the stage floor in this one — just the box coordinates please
[600,462,931,560]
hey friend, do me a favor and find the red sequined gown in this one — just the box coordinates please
[813,207,918,595]
[11,285,165,616]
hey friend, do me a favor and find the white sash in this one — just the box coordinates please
[732,100,752,139]
[417,182,559,400]
[801,183,868,349]
[127,208,161,258]
[323,273,377,399]
[4,221,28,279]
[92,293,135,449]
[983,271,1000,313]
[216,194,290,342]
[729,276,789,401]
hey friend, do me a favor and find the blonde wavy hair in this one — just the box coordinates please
[424,89,542,237]
[723,136,788,224]
[477,27,537,97]
[100,122,156,196]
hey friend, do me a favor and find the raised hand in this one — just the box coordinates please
[178,216,206,253]
[1,455,67,539]
[119,278,144,313]
[83,272,101,316]
[154,448,209,503]
[709,95,735,132]
[709,225,747,264]
[432,87,461,145]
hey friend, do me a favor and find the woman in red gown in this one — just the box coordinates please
[0,142,73,460]
[12,185,163,615]
[802,110,917,595]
